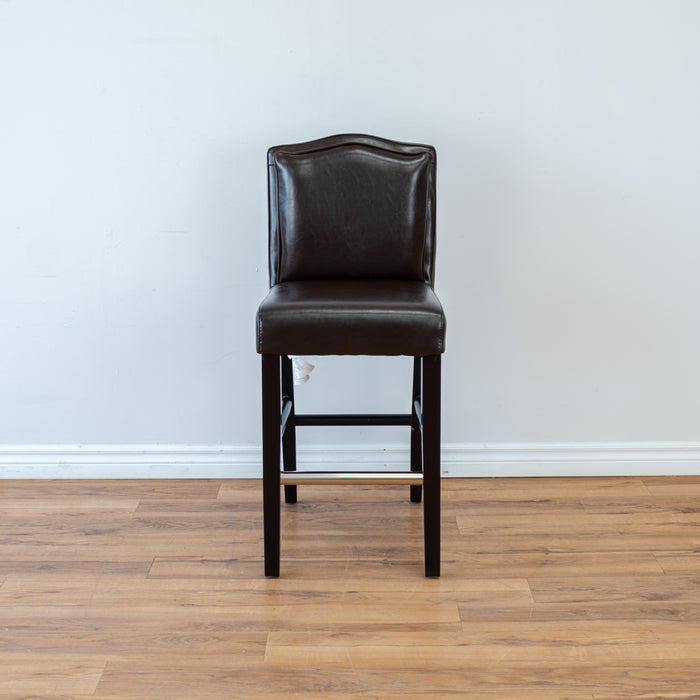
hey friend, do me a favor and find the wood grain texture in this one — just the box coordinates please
[2,476,700,697]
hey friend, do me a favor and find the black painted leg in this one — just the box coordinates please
[422,354,441,578]
[262,353,281,577]
[281,355,298,504]
[410,356,423,503]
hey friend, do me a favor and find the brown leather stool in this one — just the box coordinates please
[256,134,446,577]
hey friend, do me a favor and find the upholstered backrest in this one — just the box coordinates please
[267,134,436,287]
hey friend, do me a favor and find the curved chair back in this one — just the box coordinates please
[267,134,437,287]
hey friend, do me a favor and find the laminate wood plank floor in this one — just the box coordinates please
[2,476,700,698]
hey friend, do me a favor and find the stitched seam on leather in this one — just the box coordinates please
[277,141,426,159]
[274,158,282,285]
[267,309,440,317]
[423,160,431,284]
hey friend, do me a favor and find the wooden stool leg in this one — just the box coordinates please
[422,354,441,578]
[262,354,281,577]
[281,355,298,504]
[410,356,423,503]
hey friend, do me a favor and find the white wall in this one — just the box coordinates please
[2,0,700,476]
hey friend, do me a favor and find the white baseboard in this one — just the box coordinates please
[441,442,700,477]
[2,442,700,479]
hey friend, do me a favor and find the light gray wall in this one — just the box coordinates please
[2,1,699,475]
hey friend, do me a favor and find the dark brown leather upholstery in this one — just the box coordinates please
[257,134,445,357]
[257,280,445,356]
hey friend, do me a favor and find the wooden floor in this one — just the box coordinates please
[2,477,700,698]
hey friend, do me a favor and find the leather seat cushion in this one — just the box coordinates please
[257,280,446,356]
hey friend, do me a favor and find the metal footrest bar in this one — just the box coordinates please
[280,471,424,486]
[295,413,412,426]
